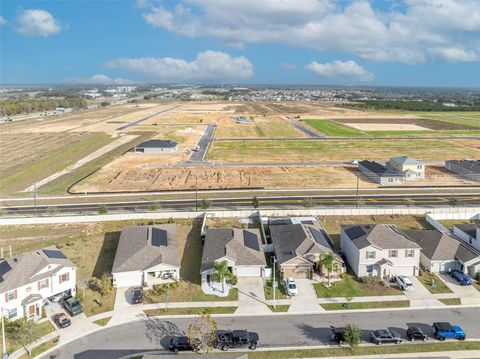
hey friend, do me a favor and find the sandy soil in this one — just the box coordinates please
[345,123,431,131]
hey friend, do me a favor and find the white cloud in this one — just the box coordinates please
[281,62,297,70]
[15,9,63,37]
[427,47,478,62]
[105,51,254,82]
[306,60,375,82]
[139,0,480,64]
[64,74,134,85]
[0,16,7,26]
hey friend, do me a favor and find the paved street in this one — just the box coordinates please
[42,307,480,359]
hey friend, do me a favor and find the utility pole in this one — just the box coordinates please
[273,256,276,309]
[1,308,6,357]
[33,183,38,216]
[195,176,198,212]
[356,175,360,209]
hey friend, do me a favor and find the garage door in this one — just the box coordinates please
[283,266,311,279]
[113,271,142,287]
[236,266,262,277]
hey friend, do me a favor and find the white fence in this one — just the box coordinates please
[426,211,480,234]
[1,207,480,226]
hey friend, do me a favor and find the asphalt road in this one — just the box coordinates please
[116,106,179,130]
[287,118,321,138]
[188,123,216,162]
[42,307,480,359]
[2,194,480,216]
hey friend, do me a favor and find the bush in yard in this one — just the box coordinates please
[360,275,382,287]
[98,205,108,214]
[344,323,361,350]
[226,275,238,286]
[100,272,113,296]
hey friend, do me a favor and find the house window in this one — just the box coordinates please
[366,265,374,274]
[405,249,415,257]
[8,308,17,319]
[59,273,69,283]
[38,279,49,289]
[388,250,398,258]
[366,251,376,259]
[6,290,16,302]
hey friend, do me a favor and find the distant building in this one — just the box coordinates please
[134,140,178,154]
[387,156,425,180]
[445,160,480,182]
[358,160,404,185]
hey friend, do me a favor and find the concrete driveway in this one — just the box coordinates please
[288,279,323,313]
[439,273,480,305]
[235,277,269,314]
[403,276,442,307]
[110,287,145,325]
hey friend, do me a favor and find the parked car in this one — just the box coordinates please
[216,329,259,351]
[193,145,200,152]
[169,336,192,352]
[432,322,465,341]
[53,313,71,329]
[396,275,414,291]
[370,329,402,345]
[60,296,83,316]
[131,287,143,304]
[330,326,346,344]
[450,270,472,286]
[284,278,298,296]
[407,326,427,341]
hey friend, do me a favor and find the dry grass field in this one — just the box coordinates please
[215,115,304,138]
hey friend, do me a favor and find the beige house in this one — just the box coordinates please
[388,156,425,180]
[270,221,344,279]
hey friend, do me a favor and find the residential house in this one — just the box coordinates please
[0,247,76,321]
[340,224,421,278]
[200,228,266,287]
[134,140,178,154]
[445,160,480,182]
[405,230,480,276]
[112,224,180,287]
[358,160,404,185]
[387,156,425,180]
[270,220,344,279]
[453,224,480,252]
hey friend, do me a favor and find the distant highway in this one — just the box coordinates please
[116,106,180,130]
[2,193,479,217]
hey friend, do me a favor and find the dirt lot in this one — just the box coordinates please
[345,123,431,131]
[330,117,478,130]
[215,115,304,138]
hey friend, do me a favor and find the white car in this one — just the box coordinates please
[284,278,298,296]
[396,275,414,291]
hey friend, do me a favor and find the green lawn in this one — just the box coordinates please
[268,305,290,312]
[93,317,112,326]
[321,300,410,311]
[418,272,452,294]
[248,341,480,359]
[439,298,461,306]
[302,119,366,137]
[143,284,238,303]
[144,307,237,316]
[314,274,402,298]
[264,276,289,300]
[0,320,55,355]
[19,336,60,359]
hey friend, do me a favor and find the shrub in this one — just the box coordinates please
[360,275,382,286]
[226,275,238,286]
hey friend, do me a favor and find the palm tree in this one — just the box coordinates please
[319,253,335,287]
[212,260,231,293]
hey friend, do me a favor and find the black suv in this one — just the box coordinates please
[131,287,143,304]
[216,329,259,351]
[330,326,346,344]
[169,336,192,352]
[407,326,427,342]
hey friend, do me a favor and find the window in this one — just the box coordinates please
[366,251,376,259]
[59,272,69,283]
[8,308,17,319]
[388,250,398,258]
[6,290,16,302]
[405,249,415,257]
[366,265,374,273]
[38,279,49,289]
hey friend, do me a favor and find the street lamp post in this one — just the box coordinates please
[356,175,360,209]
[195,176,198,212]
[272,256,277,309]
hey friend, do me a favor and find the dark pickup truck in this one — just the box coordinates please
[216,329,259,351]
[60,296,84,316]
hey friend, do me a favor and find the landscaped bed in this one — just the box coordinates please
[143,282,238,303]
[314,274,402,298]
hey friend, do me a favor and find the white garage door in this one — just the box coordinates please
[236,266,262,277]
[113,271,143,287]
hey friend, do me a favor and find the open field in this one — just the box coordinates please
[207,139,480,162]
[331,116,479,130]
[302,119,367,137]
[346,123,431,131]
[215,115,304,138]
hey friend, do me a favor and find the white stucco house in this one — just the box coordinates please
[200,228,266,295]
[0,247,76,321]
[340,224,421,278]
[112,224,180,288]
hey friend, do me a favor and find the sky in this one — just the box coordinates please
[0,0,479,87]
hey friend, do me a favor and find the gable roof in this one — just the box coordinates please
[359,160,404,177]
[270,223,338,265]
[390,156,423,166]
[137,140,177,149]
[201,228,265,272]
[454,224,478,238]
[112,224,180,274]
[446,160,480,173]
[0,246,75,293]
[342,224,420,250]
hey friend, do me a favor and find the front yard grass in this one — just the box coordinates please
[93,316,112,326]
[314,274,402,298]
[0,320,55,355]
[418,272,452,294]
[321,300,410,311]
[268,305,290,312]
[143,282,238,303]
[19,336,60,359]
[144,307,237,316]
[264,277,289,300]
[439,298,461,305]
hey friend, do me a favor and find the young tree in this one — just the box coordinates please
[100,272,113,296]
[200,199,211,211]
[252,196,260,209]
[319,253,335,287]
[98,205,108,214]
[302,197,314,208]
[343,323,361,350]
[188,312,217,353]
[212,260,232,293]
[7,318,42,355]
[448,197,460,207]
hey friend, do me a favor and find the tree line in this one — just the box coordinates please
[0,96,87,116]
[342,100,480,112]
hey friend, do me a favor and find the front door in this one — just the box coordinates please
[28,305,35,316]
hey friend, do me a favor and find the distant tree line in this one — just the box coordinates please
[0,96,87,116]
[342,100,480,112]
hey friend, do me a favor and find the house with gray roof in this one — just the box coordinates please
[387,156,425,180]
[445,160,480,182]
[0,246,76,321]
[340,224,420,278]
[112,224,180,287]
[201,228,266,292]
[134,140,178,154]
[270,221,344,279]
[358,160,404,185]
[453,224,480,252]
[405,230,480,276]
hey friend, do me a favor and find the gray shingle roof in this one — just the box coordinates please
[137,140,177,148]
[201,228,265,273]
[359,160,404,177]
[112,224,180,273]
[454,224,478,238]
[342,224,420,250]
[270,223,337,265]
[390,156,422,166]
[0,246,75,293]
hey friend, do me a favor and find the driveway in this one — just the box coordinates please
[438,273,480,305]
[288,279,323,313]
[404,276,443,307]
[109,287,146,325]
[235,277,270,314]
